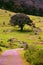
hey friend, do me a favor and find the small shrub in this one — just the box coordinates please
[9,14,11,16]
[38,37,41,39]
[0,48,2,51]
[24,45,43,65]
[3,22,5,26]
[0,41,3,43]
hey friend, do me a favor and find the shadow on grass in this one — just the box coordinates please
[12,29,33,33]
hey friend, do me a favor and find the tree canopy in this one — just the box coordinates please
[10,13,36,31]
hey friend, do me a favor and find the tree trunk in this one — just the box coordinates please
[20,26,23,31]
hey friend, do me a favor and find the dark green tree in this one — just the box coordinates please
[10,13,36,31]
[0,0,4,8]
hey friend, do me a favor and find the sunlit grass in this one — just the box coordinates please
[0,9,43,50]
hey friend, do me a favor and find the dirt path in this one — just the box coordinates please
[0,48,29,65]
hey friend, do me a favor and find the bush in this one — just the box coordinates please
[0,48,2,52]
[24,45,43,65]
[0,43,9,48]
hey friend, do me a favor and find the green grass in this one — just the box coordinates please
[0,9,43,51]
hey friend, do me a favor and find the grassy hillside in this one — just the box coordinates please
[0,9,43,52]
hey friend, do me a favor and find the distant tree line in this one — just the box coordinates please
[0,0,43,16]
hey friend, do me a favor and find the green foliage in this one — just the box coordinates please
[10,13,35,31]
[24,45,43,65]
[0,0,43,16]
[0,0,3,8]
[0,48,2,51]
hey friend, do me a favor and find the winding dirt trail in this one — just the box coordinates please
[0,48,29,65]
